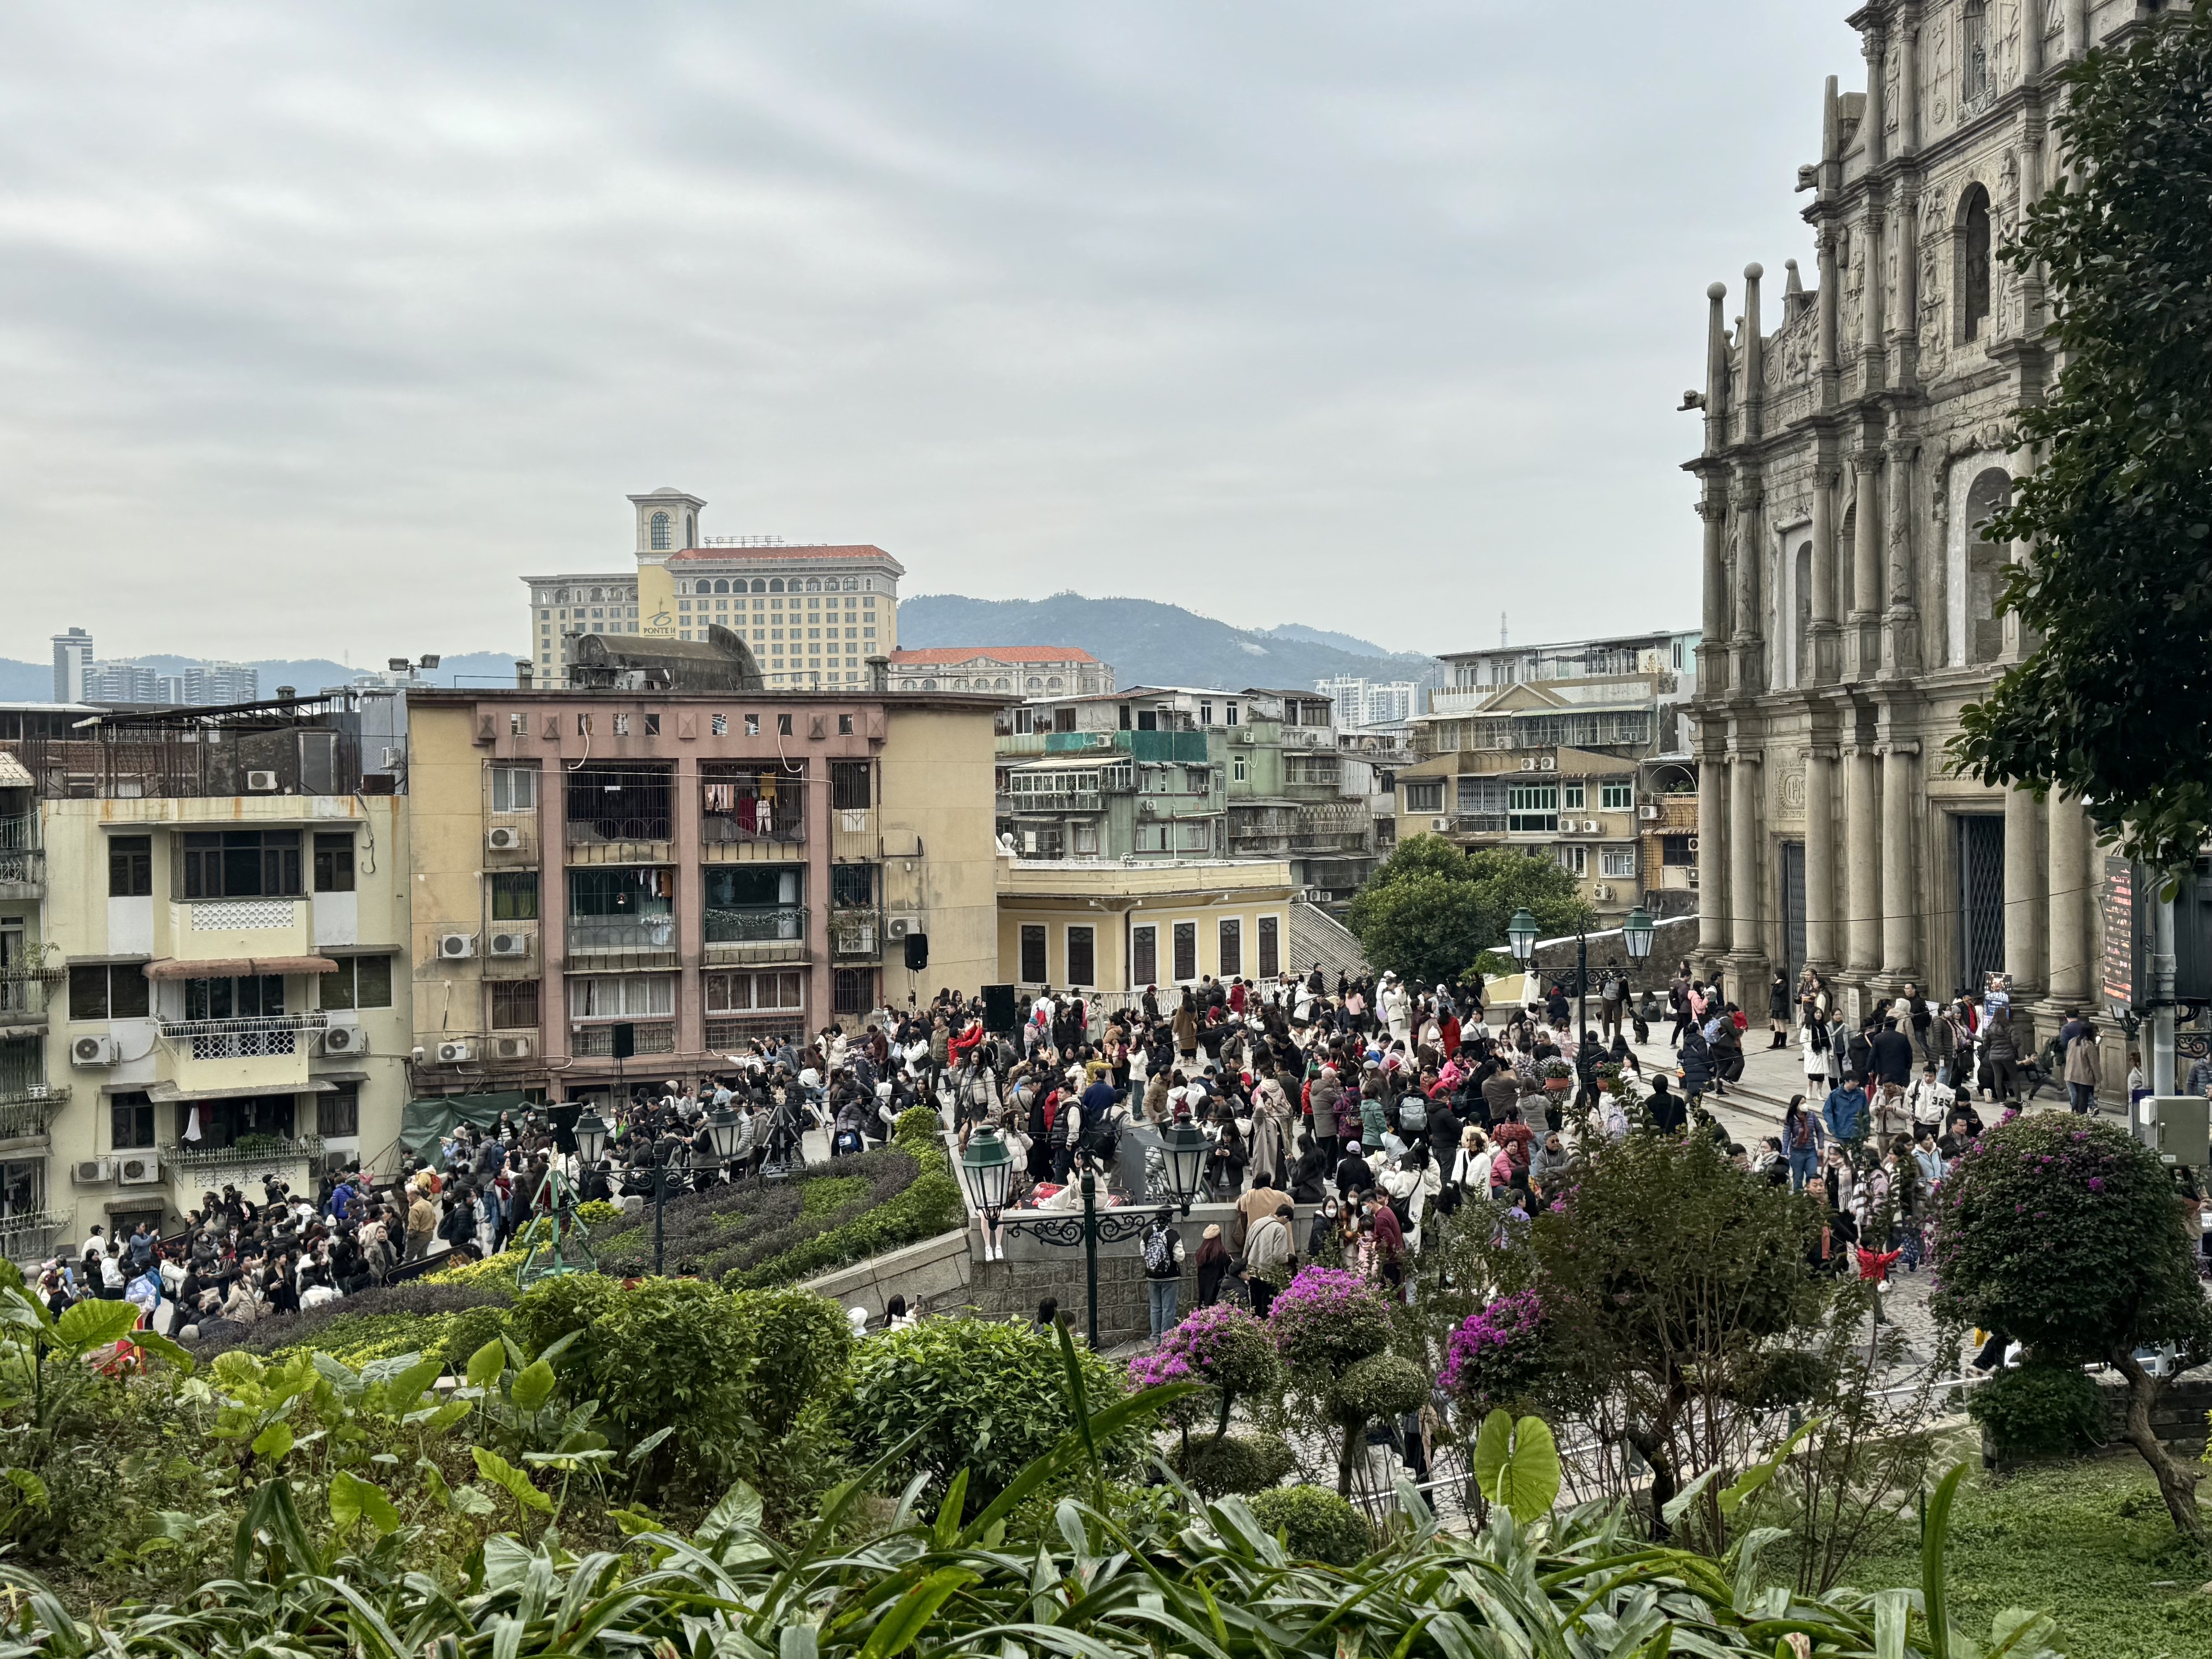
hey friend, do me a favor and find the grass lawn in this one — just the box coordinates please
[1819,1453,2212,1659]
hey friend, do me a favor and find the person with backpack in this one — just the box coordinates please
[1139,1207,1185,1340]
[1378,1145,1441,1256]
[1597,960,1627,1042]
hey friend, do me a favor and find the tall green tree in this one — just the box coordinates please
[1345,834,1589,988]
[1950,4,2212,870]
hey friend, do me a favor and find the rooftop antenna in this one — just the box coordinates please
[1500,612,1508,648]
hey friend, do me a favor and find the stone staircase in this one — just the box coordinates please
[1289,898,1370,981]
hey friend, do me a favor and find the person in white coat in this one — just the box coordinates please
[1384,978,1412,1049]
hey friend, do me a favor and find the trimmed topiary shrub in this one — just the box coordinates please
[1245,1483,1374,1565]
[1969,1361,2108,1458]
[1128,1303,1281,1431]
[1170,1430,1295,1498]
[729,1286,855,1437]
[1332,1352,1428,1424]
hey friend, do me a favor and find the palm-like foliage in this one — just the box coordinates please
[0,1336,2057,1659]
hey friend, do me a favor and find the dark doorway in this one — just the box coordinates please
[1780,840,1807,985]
[1957,814,2007,994]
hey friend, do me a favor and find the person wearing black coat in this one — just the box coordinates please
[1288,1135,1330,1203]
[1645,1073,1688,1135]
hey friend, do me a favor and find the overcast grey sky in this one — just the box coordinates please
[0,2,1861,665]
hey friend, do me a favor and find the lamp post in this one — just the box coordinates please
[966,1118,1206,1349]
[958,1123,1013,1263]
[1622,905,1655,980]
[705,1103,745,1180]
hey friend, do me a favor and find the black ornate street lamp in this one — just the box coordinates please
[966,1118,1206,1348]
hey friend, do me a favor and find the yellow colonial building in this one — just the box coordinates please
[996,858,1312,1009]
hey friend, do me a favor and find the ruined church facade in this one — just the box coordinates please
[1686,1,2155,1072]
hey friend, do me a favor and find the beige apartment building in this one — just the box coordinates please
[0,696,411,1260]
[404,651,1001,1110]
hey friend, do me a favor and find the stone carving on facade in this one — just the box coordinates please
[1843,228,1866,347]
[1930,9,1951,128]
[1778,761,1808,820]
[1884,41,1901,131]
[1920,191,1948,363]
[1996,2,2023,92]
[1997,150,2025,339]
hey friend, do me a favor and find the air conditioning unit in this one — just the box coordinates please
[435,1040,474,1064]
[320,1023,368,1056]
[117,1153,160,1186]
[1431,817,1451,833]
[1537,756,1557,771]
[1583,819,1600,834]
[488,930,532,958]
[1519,758,1537,772]
[886,915,922,940]
[486,826,523,852]
[1138,801,1157,818]
[1687,836,1700,853]
[71,1035,117,1067]
[1639,804,1661,820]
[246,770,279,793]
[493,1035,535,1062]
[72,1159,113,1185]
[438,932,476,960]
[1234,729,1256,745]
[1593,884,1615,902]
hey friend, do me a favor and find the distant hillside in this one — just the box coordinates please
[0,651,523,703]
[897,594,1441,696]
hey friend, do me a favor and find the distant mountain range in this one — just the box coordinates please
[897,594,1442,696]
[2,593,1438,708]
[0,651,526,704]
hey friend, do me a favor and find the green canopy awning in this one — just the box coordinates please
[399,1091,541,1163]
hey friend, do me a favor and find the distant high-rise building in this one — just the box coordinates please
[50,628,92,702]
[82,660,163,703]
[183,662,259,706]
[1313,674,1416,732]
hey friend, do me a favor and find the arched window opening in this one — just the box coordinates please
[806,577,821,592]
[685,513,695,546]
[714,579,728,594]
[1959,466,2014,667]
[650,511,672,551]
[751,579,765,593]
[1962,186,1992,341]
[769,578,784,593]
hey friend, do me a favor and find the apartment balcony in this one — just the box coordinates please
[570,1021,676,1058]
[156,1014,324,1097]
[0,848,40,899]
[706,1014,807,1047]
[700,775,806,854]
[703,906,810,966]
[0,1208,70,1264]
[564,912,678,969]
[830,907,882,961]
[159,1132,326,1175]
[830,806,880,863]
[0,1091,63,1142]
[564,821,674,865]
[166,897,313,963]
[0,972,57,1033]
